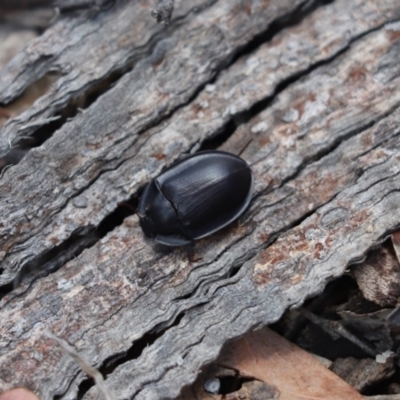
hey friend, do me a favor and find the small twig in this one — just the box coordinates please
[44,330,114,400]
[300,308,378,357]
[151,0,174,25]
[19,115,61,130]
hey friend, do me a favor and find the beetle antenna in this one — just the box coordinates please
[118,201,136,213]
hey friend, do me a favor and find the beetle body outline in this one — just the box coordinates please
[138,150,253,246]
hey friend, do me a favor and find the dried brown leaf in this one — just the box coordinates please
[217,327,364,400]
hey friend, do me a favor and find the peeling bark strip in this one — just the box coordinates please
[0,0,304,157]
[0,0,211,154]
[0,0,400,399]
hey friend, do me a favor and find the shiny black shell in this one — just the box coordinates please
[137,150,253,246]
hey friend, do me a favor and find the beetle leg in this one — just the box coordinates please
[185,243,203,263]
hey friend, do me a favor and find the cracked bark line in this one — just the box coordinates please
[1,5,400,399]
[1,0,399,291]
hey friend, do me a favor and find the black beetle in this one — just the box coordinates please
[137,150,253,246]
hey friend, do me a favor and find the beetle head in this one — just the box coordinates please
[137,180,188,241]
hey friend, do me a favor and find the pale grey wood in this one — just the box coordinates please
[0,0,303,157]
[0,1,400,400]
[1,0,398,290]
[0,0,310,288]
[0,0,212,155]
[83,107,400,400]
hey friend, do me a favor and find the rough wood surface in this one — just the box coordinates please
[1,0,400,399]
[0,0,306,286]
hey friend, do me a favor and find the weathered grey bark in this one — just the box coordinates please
[0,0,400,399]
[151,0,174,25]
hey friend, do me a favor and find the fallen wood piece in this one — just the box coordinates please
[90,114,400,400]
[0,0,310,287]
[0,1,400,399]
[1,90,399,399]
[1,0,399,294]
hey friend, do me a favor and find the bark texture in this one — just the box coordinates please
[1,0,400,399]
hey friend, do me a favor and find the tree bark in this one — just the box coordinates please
[1,0,400,399]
